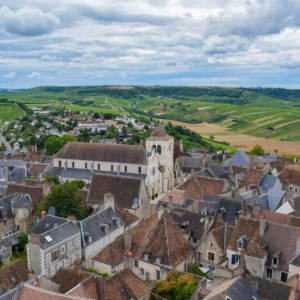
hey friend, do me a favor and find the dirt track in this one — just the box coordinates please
[171,121,300,154]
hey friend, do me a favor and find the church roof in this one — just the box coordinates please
[147,124,172,141]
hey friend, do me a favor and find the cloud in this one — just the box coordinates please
[41,55,58,61]
[165,62,176,67]
[4,72,16,78]
[0,6,60,36]
[120,73,127,78]
[27,71,41,78]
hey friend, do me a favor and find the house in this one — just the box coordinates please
[77,121,109,133]
[0,260,30,295]
[224,150,252,168]
[10,166,34,183]
[87,174,150,219]
[246,274,295,300]
[269,160,285,176]
[259,174,282,191]
[27,215,81,277]
[0,232,21,264]
[79,193,125,268]
[203,276,262,300]
[135,121,145,131]
[98,139,116,144]
[279,165,300,195]
[27,163,49,178]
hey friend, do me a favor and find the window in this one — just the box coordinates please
[209,242,214,248]
[272,258,278,267]
[68,242,73,254]
[134,260,139,267]
[157,145,162,154]
[53,250,58,260]
[61,245,65,254]
[124,166,127,173]
[98,164,100,170]
[59,160,62,167]
[266,268,272,279]
[231,254,240,265]
[3,220,7,228]
[72,162,75,168]
[152,145,156,153]
[281,272,288,283]
[295,187,298,193]
[85,163,87,169]
[146,272,150,281]
[138,166,141,174]
[140,268,144,275]
[208,252,215,262]
[237,242,243,249]
[111,165,114,171]
[156,270,160,280]
[144,253,148,261]
[155,257,161,265]
[290,186,293,191]
[46,253,51,264]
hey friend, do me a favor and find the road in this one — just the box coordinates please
[0,132,11,150]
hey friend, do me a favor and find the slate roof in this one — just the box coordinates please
[205,164,229,179]
[59,168,93,181]
[246,275,293,300]
[27,163,48,177]
[11,193,32,208]
[224,150,250,167]
[0,168,5,180]
[0,194,15,222]
[0,260,30,294]
[259,174,279,190]
[290,253,300,266]
[0,160,24,169]
[176,156,204,173]
[54,142,147,164]
[6,184,43,214]
[279,165,300,185]
[28,215,68,235]
[79,207,125,247]
[87,173,143,209]
[0,232,21,248]
[10,167,33,183]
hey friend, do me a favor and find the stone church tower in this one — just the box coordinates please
[146,124,174,193]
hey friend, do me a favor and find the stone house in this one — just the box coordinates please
[27,215,81,277]
[279,165,300,195]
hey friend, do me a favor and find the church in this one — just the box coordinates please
[48,124,175,198]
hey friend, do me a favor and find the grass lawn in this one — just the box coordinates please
[202,137,237,153]
[1,250,27,269]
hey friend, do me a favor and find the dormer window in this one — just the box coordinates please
[155,257,160,265]
[88,236,92,243]
[237,235,247,250]
[272,258,278,268]
[112,217,121,227]
[181,221,189,229]
[143,253,148,261]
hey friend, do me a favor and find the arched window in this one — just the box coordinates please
[152,145,156,153]
[157,145,162,154]
[124,166,127,173]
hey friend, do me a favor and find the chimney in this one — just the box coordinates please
[182,244,187,257]
[125,230,132,251]
[67,214,77,225]
[193,200,199,213]
[168,195,173,207]
[91,161,94,173]
[30,233,41,245]
[158,204,163,219]
[222,153,226,164]
[104,192,115,211]
[296,229,300,252]
[41,210,46,219]
[64,159,67,171]
[204,216,209,230]
[253,201,260,215]
[43,182,52,195]
[240,248,246,268]
[4,165,9,181]
[117,164,120,175]
[217,212,223,222]
[191,168,195,176]
[259,216,266,236]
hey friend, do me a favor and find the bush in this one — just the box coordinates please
[151,195,155,200]
[155,193,158,198]
[87,268,109,278]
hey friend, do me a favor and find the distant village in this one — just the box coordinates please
[0,107,299,300]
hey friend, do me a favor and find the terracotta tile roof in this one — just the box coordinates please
[160,190,186,206]
[176,176,203,200]
[195,175,227,198]
[0,260,30,294]
[54,142,147,164]
[231,166,248,174]
[246,275,293,300]
[87,174,142,209]
[28,163,49,177]
[6,184,43,213]
[269,160,284,169]
[254,210,291,225]
[239,169,264,188]
[80,276,98,300]
[114,203,139,227]
[102,268,152,300]
[278,165,300,185]
[278,157,294,165]
[92,235,124,266]
[210,224,234,250]
[66,284,88,298]
[28,151,45,163]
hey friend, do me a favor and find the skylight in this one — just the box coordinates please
[45,235,53,242]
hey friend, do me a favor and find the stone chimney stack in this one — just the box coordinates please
[117,164,120,175]
[125,229,132,251]
[4,165,9,181]
[158,204,163,219]
[168,195,173,207]
[41,210,46,219]
[30,233,41,245]
[240,248,246,268]
[259,216,266,236]
[204,216,209,231]
[43,182,52,195]
[191,168,195,176]
[68,214,77,225]
[253,201,260,215]
[182,244,187,257]
[104,192,115,211]
[217,212,223,222]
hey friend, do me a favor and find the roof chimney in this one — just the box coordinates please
[67,214,77,225]
[104,192,115,211]
[117,164,120,175]
[4,165,9,181]
[168,195,173,207]
[41,210,46,219]
[43,182,52,195]
[193,200,200,213]
[259,216,266,236]
[204,216,209,231]
[182,244,188,257]
[125,230,132,251]
[191,168,195,176]
[30,233,41,245]
[158,204,163,219]
[217,212,223,222]
[253,200,260,215]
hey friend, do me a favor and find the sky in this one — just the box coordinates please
[1,0,300,89]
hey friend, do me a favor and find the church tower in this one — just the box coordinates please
[146,124,174,192]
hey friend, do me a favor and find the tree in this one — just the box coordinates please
[79,128,90,142]
[122,125,128,136]
[93,112,100,119]
[250,144,265,156]
[207,145,216,154]
[127,122,133,128]
[18,232,29,252]
[42,175,60,185]
[105,132,115,139]
[37,181,87,220]
[45,135,77,155]
[210,135,215,140]
[153,270,198,300]
[144,124,149,131]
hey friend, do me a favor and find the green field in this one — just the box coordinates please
[0,103,25,125]
[2,86,300,143]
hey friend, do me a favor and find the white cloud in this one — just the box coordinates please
[27,71,41,78]
[41,55,58,61]
[4,72,16,78]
